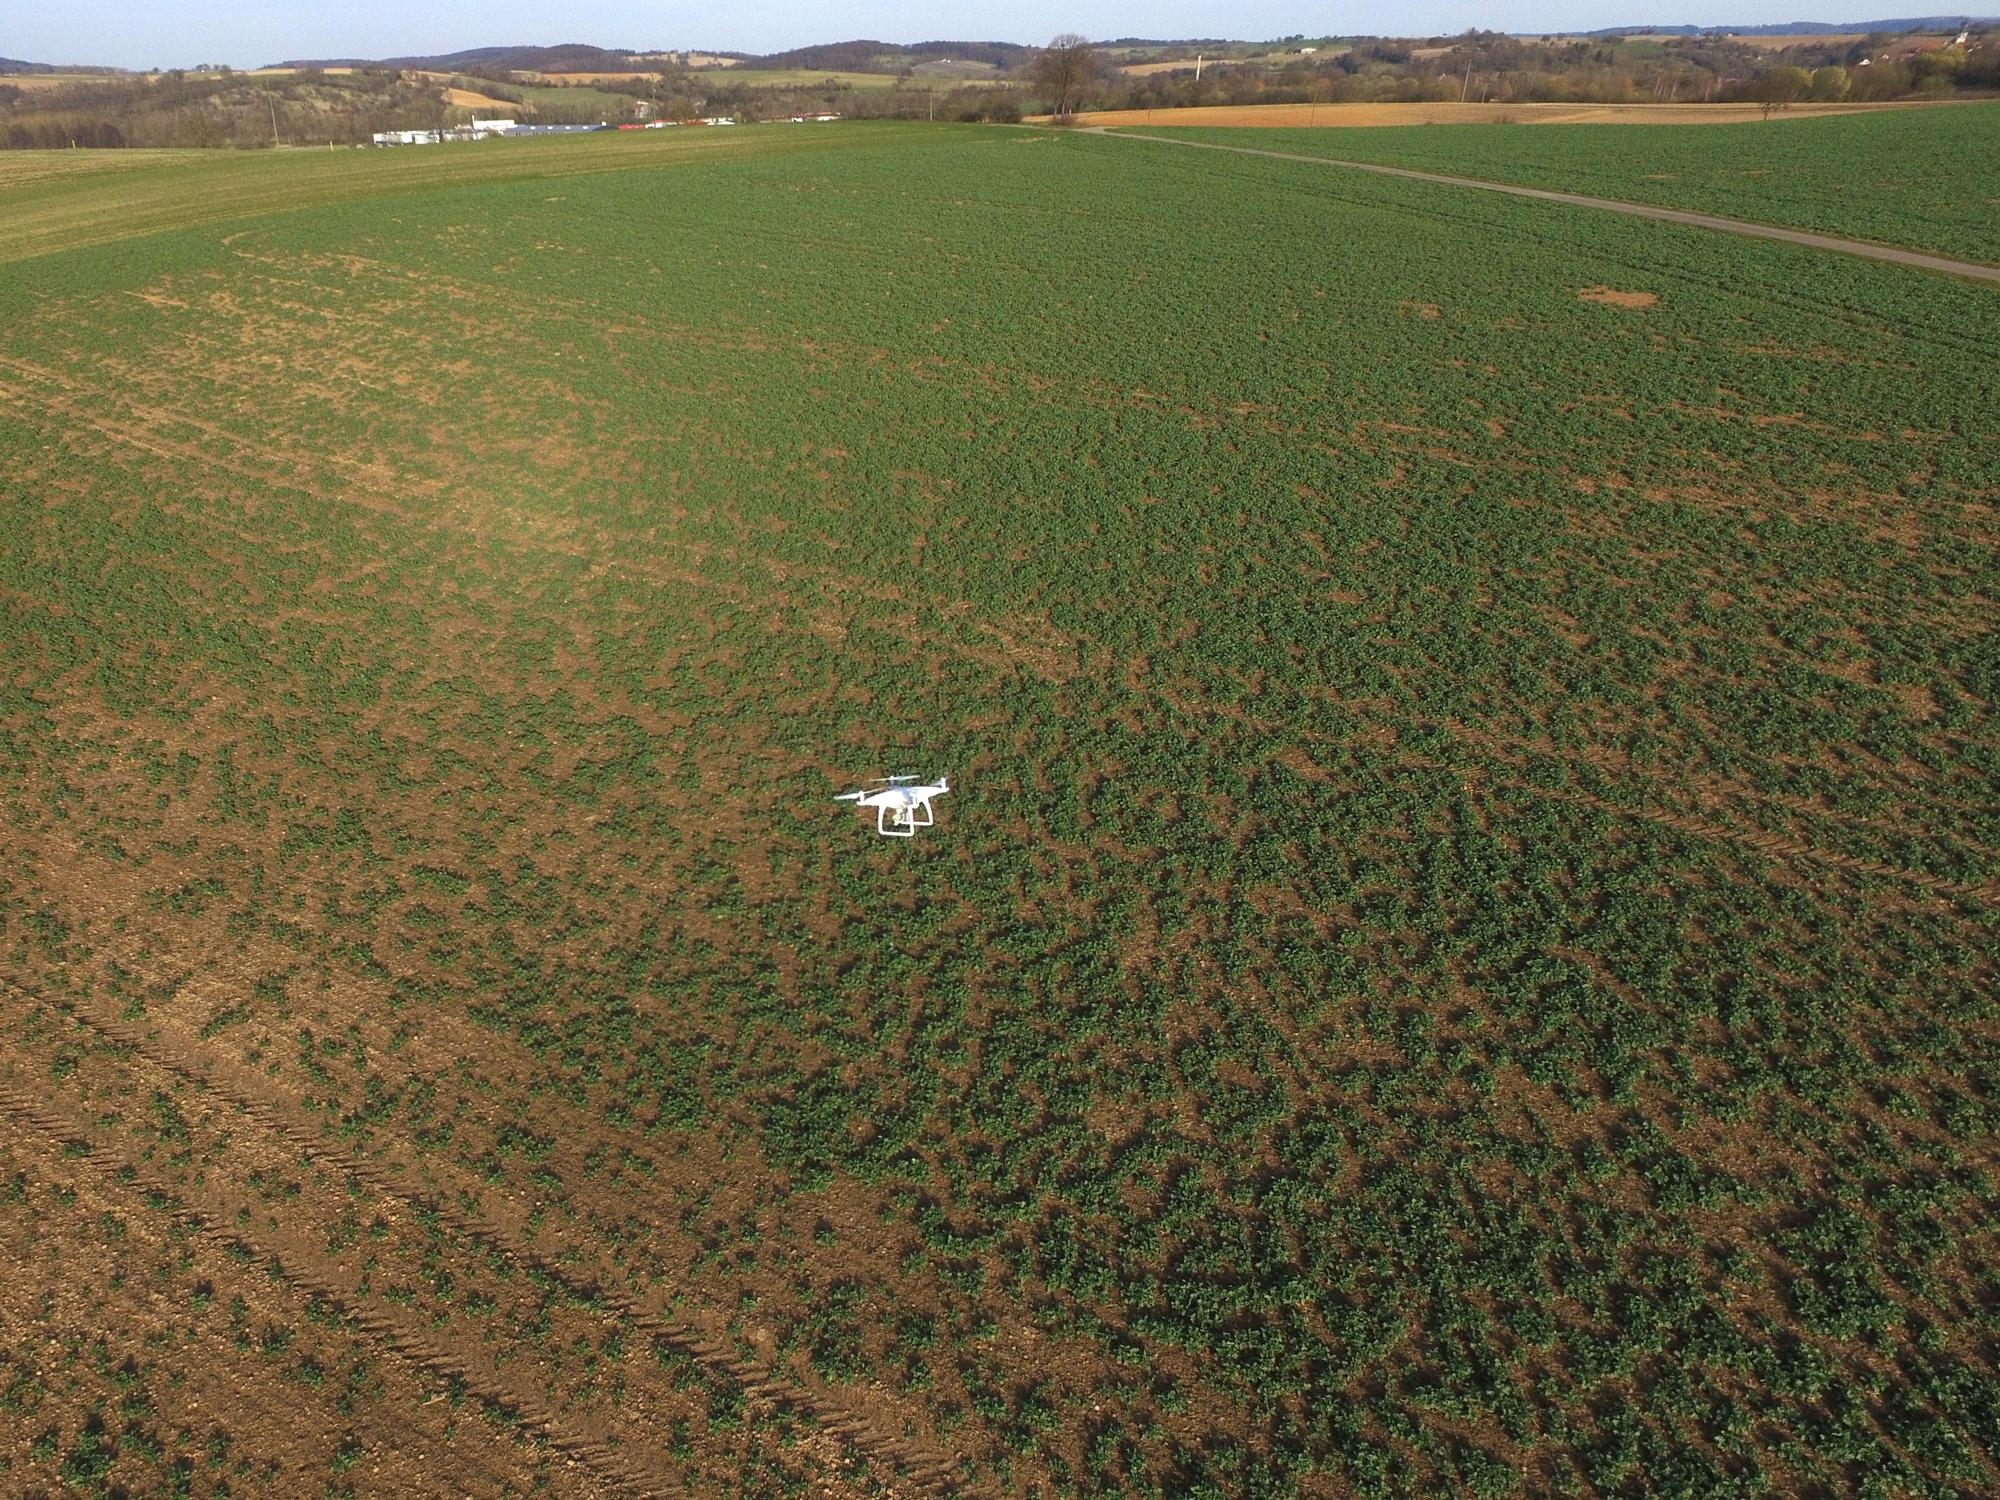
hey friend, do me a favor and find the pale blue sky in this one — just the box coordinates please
[5,1,1870,70]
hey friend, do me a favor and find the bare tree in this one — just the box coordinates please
[1030,34,1099,119]
[1754,65,1812,118]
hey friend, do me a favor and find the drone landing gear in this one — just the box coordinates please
[875,800,934,838]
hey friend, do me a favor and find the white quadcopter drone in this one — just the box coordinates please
[835,774,951,838]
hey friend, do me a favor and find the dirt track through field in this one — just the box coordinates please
[1095,129,2000,284]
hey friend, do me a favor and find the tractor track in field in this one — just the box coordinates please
[1176,679,1996,906]
[0,354,441,518]
[1544,788,2000,904]
[1097,130,2000,285]
[0,1078,667,1499]
[1405,718,1999,905]
[0,1105,563,1499]
[0,975,978,1498]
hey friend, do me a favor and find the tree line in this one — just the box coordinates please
[0,68,446,150]
[5,28,1994,148]
[1028,28,2000,116]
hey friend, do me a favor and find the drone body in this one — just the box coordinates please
[835,775,951,837]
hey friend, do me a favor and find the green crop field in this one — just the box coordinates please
[0,130,849,265]
[496,80,650,119]
[1143,103,2000,265]
[710,68,907,90]
[1,122,1996,1498]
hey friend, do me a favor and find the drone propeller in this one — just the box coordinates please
[835,774,946,804]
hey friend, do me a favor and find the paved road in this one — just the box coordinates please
[1097,129,2000,285]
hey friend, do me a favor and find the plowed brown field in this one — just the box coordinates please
[443,86,517,110]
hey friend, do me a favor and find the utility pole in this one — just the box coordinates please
[269,94,280,148]
[1462,61,1474,102]
[1195,54,1203,82]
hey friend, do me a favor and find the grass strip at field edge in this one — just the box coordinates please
[1092,128,2000,284]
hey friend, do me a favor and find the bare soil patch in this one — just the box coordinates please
[443,86,517,110]
[0,1086,589,1497]
[1729,31,1865,49]
[1579,286,1660,308]
[0,72,131,92]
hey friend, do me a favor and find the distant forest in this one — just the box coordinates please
[1072,27,2000,114]
[0,68,452,149]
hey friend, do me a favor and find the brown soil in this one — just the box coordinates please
[0,1085,597,1497]
[1,976,961,1498]
[0,72,144,91]
[1728,31,1866,49]
[443,86,517,110]
[1579,286,1660,308]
